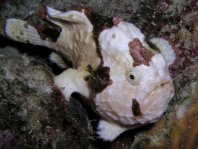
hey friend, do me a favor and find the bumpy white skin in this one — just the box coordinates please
[96,21,175,141]
[5,7,100,70]
[150,37,176,66]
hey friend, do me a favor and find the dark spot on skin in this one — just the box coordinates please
[132,98,142,117]
[85,65,112,94]
[112,33,116,38]
[130,74,135,80]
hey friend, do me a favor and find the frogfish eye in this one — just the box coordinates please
[125,69,140,86]
[130,75,135,80]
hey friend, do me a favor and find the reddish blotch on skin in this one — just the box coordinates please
[129,38,153,67]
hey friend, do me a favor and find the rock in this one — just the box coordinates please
[0,46,92,149]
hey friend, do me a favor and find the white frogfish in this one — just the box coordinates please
[5,6,175,141]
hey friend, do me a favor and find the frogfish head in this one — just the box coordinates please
[95,19,175,126]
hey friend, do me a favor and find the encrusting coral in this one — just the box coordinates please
[4,6,176,141]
